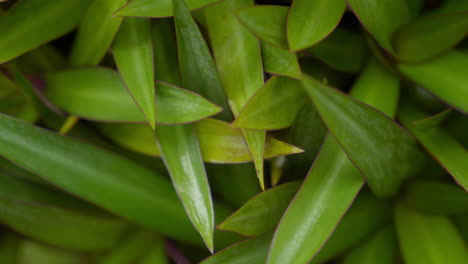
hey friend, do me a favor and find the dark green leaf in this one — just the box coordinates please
[0,0,92,63]
[115,0,223,18]
[347,0,412,53]
[218,181,301,236]
[302,59,423,197]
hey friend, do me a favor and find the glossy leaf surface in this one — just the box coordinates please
[398,51,468,113]
[98,120,302,163]
[204,0,266,189]
[395,201,468,264]
[0,0,92,63]
[218,182,301,236]
[0,173,128,251]
[287,0,346,51]
[302,71,422,197]
[45,68,221,124]
[234,76,306,130]
[0,114,203,245]
[116,0,223,18]
[113,18,156,128]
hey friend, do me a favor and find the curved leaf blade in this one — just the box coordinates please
[302,61,423,197]
[398,51,468,114]
[234,76,305,130]
[98,119,303,163]
[287,0,346,51]
[45,68,221,124]
[261,42,302,79]
[115,0,223,18]
[218,181,301,236]
[393,11,468,62]
[347,0,412,53]
[204,0,266,189]
[113,18,156,129]
[395,201,468,264]
[70,0,127,66]
[0,0,92,63]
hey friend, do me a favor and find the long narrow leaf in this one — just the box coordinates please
[115,0,223,18]
[113,18,156,129]
[204,0,266,189]
[0,0,92,63]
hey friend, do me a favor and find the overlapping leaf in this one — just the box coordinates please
[398,51,468,114]
[204,0,266,189]
[45,68,221,124]
[0,0,92,63]
[395,201,468,264]
[115,0,223,18]
[287,0,346,51]
[234,76,305,130]
[302,61,423,197]
[70,0,127,66]
[98,120,303,163]
[113,18,156,128]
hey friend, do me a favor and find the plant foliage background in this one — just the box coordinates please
[0,0,467,263]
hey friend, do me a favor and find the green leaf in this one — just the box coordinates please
[304,28,369,73]
[10,44,65,75]
[0,232,20,264]
[173,0,231,121]
[204,0,266,189]
[341,227,398,264]
[302,60,423,197]
[236,5,289,48]
[0,0,92,63]
[98,119,303,163]
[287,0,346,51]
[234,76,306,130]
[395,201,468,264]
[0,73,38,122]
[0,173,129,251]
[200,233,273,264]
[115,0,223,18]
[404,180,468,215]
[45,67,221,124]
[155,124,214,251]
[138,237,168,264]
[17,240,86,264]
[96,230,156,264]
[113,18,156,129]
[207,163,261,209]
[398,51,468,114]
[393,12,468,62]
[310,192,391,263]
[261,42,302,79]
[218,181,301,236]
[267,135,365,264]
[152,19,181,86]
[70,0,127,66]
[347,0,412,53]
[400,106,468,190]
[0,114,205,245]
